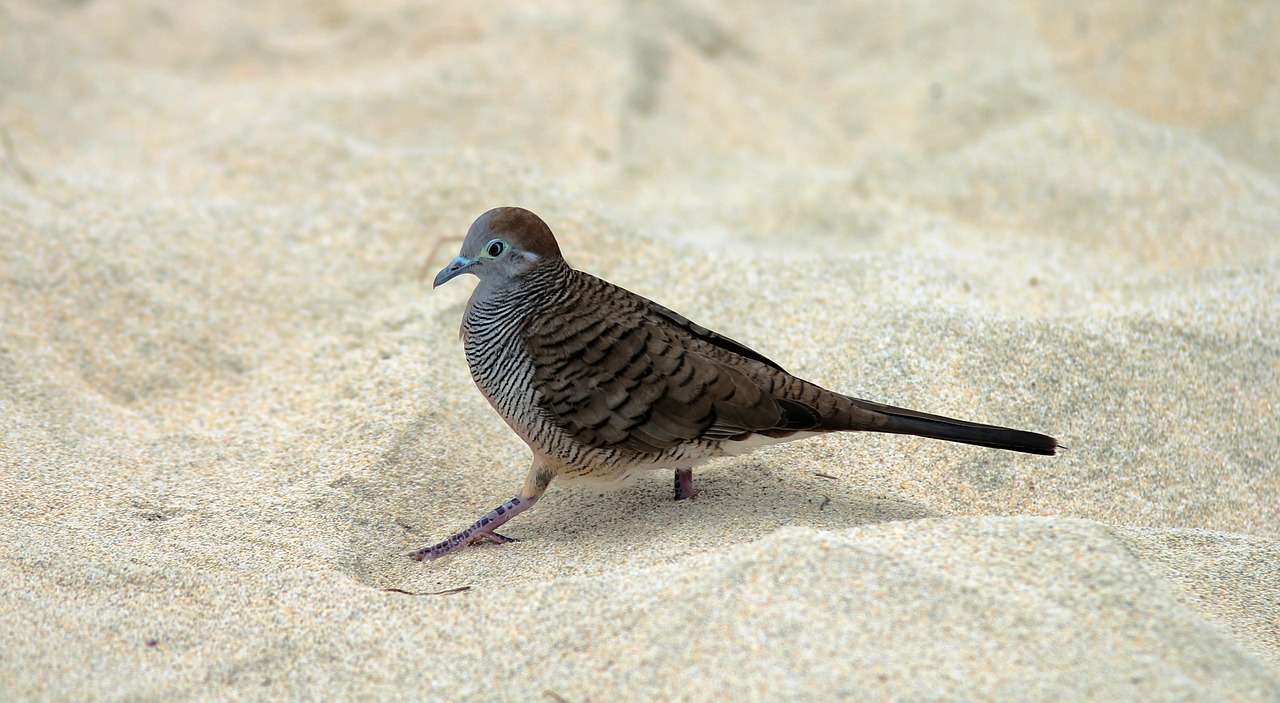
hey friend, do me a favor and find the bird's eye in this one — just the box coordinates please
[485,239,507,258]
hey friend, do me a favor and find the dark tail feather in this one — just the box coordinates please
[847,397,1057,456]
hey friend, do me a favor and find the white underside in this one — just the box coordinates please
[557,431,821,487]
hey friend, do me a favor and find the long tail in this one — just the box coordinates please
[846,396,1058,456]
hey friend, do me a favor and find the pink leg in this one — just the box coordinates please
[412,458,554,562]
[410,494,540,561]
[674,468,698,500]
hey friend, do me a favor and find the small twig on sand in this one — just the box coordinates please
[382,585,472,596]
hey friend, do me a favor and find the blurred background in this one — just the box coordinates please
[5,0,1278,256]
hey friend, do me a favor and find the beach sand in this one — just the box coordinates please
[2,2,1278,700]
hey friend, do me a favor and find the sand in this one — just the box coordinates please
[2,1,1278,701]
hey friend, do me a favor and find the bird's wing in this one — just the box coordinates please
[642,300,789,373]
[526,274,820,454]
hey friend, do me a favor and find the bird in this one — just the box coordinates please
[413,207,1057,560]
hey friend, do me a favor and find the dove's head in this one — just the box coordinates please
[433,207,564,288]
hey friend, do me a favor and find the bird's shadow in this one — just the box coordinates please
[525,461,937,555]
[354,460,939,590]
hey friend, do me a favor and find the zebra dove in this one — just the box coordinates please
[413,207,1057,560]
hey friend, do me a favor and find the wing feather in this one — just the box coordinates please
[526,272,830,455]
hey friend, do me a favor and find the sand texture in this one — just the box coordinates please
[2,2,1279,701]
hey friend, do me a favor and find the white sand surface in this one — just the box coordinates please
[2,2,1278,701]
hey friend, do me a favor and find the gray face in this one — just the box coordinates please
[433,207,561,289]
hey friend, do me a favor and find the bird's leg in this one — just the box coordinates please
[409,494,538,561]
[411,459,554,561]
[674,468,698,500]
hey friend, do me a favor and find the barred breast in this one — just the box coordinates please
[461,265,731,484]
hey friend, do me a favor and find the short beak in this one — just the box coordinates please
[433,256,475,288]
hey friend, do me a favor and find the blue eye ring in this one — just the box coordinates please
[484,239,507,258]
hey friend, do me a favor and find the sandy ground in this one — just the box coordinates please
[2,1,1278,701]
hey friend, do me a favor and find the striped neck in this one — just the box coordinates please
[463,259,573,337]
